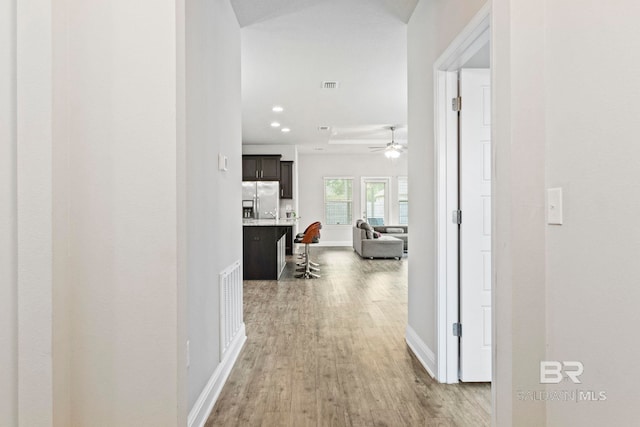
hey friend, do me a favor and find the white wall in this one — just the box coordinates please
[406,0,487,386]
[492,0,547,424]
[9,0,242,424]
[52,0,72,423]
[478,0,640,425]
[185,0,242,412]
[298,153,407,245]
[541,1,640,425]
[56,0,185,424]
[8,0,245,423]
[242,144,297,161]
[16,0,55,424]
[491,0,640,424]
[0,0,17,424]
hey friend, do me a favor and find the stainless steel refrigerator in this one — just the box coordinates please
[242,181,280,219]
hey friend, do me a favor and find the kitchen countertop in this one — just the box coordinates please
[242,218,299,226]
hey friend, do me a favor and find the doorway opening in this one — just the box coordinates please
[433,4,492,385]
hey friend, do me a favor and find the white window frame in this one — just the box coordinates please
[360,177,391,226]
[397,176,408,225]
[323,177,354,226]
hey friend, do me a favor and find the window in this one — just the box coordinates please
[398,176,408,225]
[324,178,353,225]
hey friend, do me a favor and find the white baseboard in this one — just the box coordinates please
[188,324,247,427]
[317,241,352,247]
[405,325,437,379]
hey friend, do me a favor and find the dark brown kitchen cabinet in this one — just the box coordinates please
[259,156,281,180]
[242,155,281,181]
[279,161,293,199]
[242,156,260,180]
[243,225,291,280]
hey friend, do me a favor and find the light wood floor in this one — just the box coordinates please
[205,247,490,427]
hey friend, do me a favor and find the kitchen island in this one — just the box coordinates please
[242,219,298,280]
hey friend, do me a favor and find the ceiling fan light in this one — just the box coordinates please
[385,149,401,159]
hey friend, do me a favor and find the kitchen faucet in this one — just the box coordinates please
[264,210,277,219]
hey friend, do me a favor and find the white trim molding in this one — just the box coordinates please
[405,325,436,379]
[433,3,491,385]
[187,324,246,427]
[432,3,491,72]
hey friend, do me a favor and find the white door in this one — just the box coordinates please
[459,68,491,382]
[361,178,390,226]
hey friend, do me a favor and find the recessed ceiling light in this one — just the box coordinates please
[272,106,284,113]
[281,128,291,133]
[270,122,280,128]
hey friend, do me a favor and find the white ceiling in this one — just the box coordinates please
[232,0,417,154]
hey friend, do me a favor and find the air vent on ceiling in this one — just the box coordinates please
[317,126,331,131]
[321,81,340,89]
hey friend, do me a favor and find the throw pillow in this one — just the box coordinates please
[373,231,381,238]
[360,222,373,231]
[385,227,405,233]
[365,230,374,239]
[355,219,363,228]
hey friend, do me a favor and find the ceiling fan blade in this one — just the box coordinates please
[389,143,405,151]
[369,147,386,152]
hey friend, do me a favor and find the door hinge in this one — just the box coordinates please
[452,210,462,225]
[452,96,462,112]
[453,322,462,337]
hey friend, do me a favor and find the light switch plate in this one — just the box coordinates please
[547,188,563,225]
[218,153,228,171]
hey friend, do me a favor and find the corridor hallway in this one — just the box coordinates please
[206,248,490,426]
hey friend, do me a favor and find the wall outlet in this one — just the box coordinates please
[186,340,190,368]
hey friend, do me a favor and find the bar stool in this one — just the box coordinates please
[294,222,321,279]
[296,221,321,267]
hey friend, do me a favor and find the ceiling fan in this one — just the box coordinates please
[369,126,405,158]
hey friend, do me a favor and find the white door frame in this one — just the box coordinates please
[433,3,491,384]
[360,176,391,225]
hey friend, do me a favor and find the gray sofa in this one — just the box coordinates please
[373,225,408,251]
[353,220,403,259]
